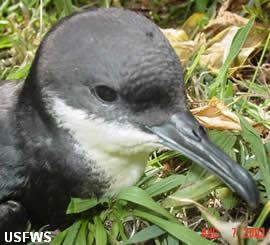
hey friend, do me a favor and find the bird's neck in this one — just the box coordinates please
[45,96,160,195]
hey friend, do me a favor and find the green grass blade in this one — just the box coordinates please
[6,64,31,80]
[240,31,270,111]
[209,17,255,98]
[208,130,237,159]
[162,175,222,208]
[239,115,270,198]
[94,216,107,245]
[145,175,185,197]
[185,44,206,82]
[253,201,270,227]
[109,221,120,243]
[99,0,111,8]
[117,186,176,222]
[87,223,95,245]
[51,228,68,245]
[147,151,180,166]
[133,209,214,245]
[127,225,166,244]
[66,198,99,214]
[195,0,209,12]
[76,220,88,245]
[0,35,12,49]
[246,202,270,245]
[0,0,10,15]
[63,220,82,245]
[167,234,179,245]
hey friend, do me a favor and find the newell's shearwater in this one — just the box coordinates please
[0,8,259,238]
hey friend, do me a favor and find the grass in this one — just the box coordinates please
[1,0,270,244]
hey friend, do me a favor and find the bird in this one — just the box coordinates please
[0,7,259,238]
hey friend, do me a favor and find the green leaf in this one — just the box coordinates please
[162,175,222,208]
[185,44,206,82]
[63,220,82,245]
[111,210,129,242]
[53,0,74,17]
[94,216,107,245]
[0,0,10,16]
[99,0,111,7]
[239,115,270,198]
[241,32,270,111]
[0,35,12,49]
[6,64,31,80]
[145,175,185,197]
[109,221,120,242]
[51,228,68,245]
[76,220,88,245]
[117,186,176,222]
[208,130,237,159]
[127,225,166,244]
[195,0,209,13]
[147,151,180,166]
[223,80,234,98]
[88,223,95,245]
[66,198,100,214]
[253,201,270,227]
[167,234,179,245]
[133,210,214,245]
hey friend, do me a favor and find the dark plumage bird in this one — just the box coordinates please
[0,8,259,238]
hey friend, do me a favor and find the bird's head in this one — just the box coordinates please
[24,8,259,208]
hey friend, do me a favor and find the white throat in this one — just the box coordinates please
[48,97,160,195]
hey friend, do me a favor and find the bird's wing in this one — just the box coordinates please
[0,80,26,202]
[0,147,25,201]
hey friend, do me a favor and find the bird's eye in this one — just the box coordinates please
[93,85,118,103]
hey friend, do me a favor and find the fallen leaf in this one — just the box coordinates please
[204,11,247,35]
[191,98,255,131]
[200,26,239,73]
[162,28,194,67]
[200,10,268,74]
[222,0,248,12]
[161,28,189,42]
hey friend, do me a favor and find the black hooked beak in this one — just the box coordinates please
[147,111,260,209]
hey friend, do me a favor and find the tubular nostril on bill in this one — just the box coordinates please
[191,129,201,141]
